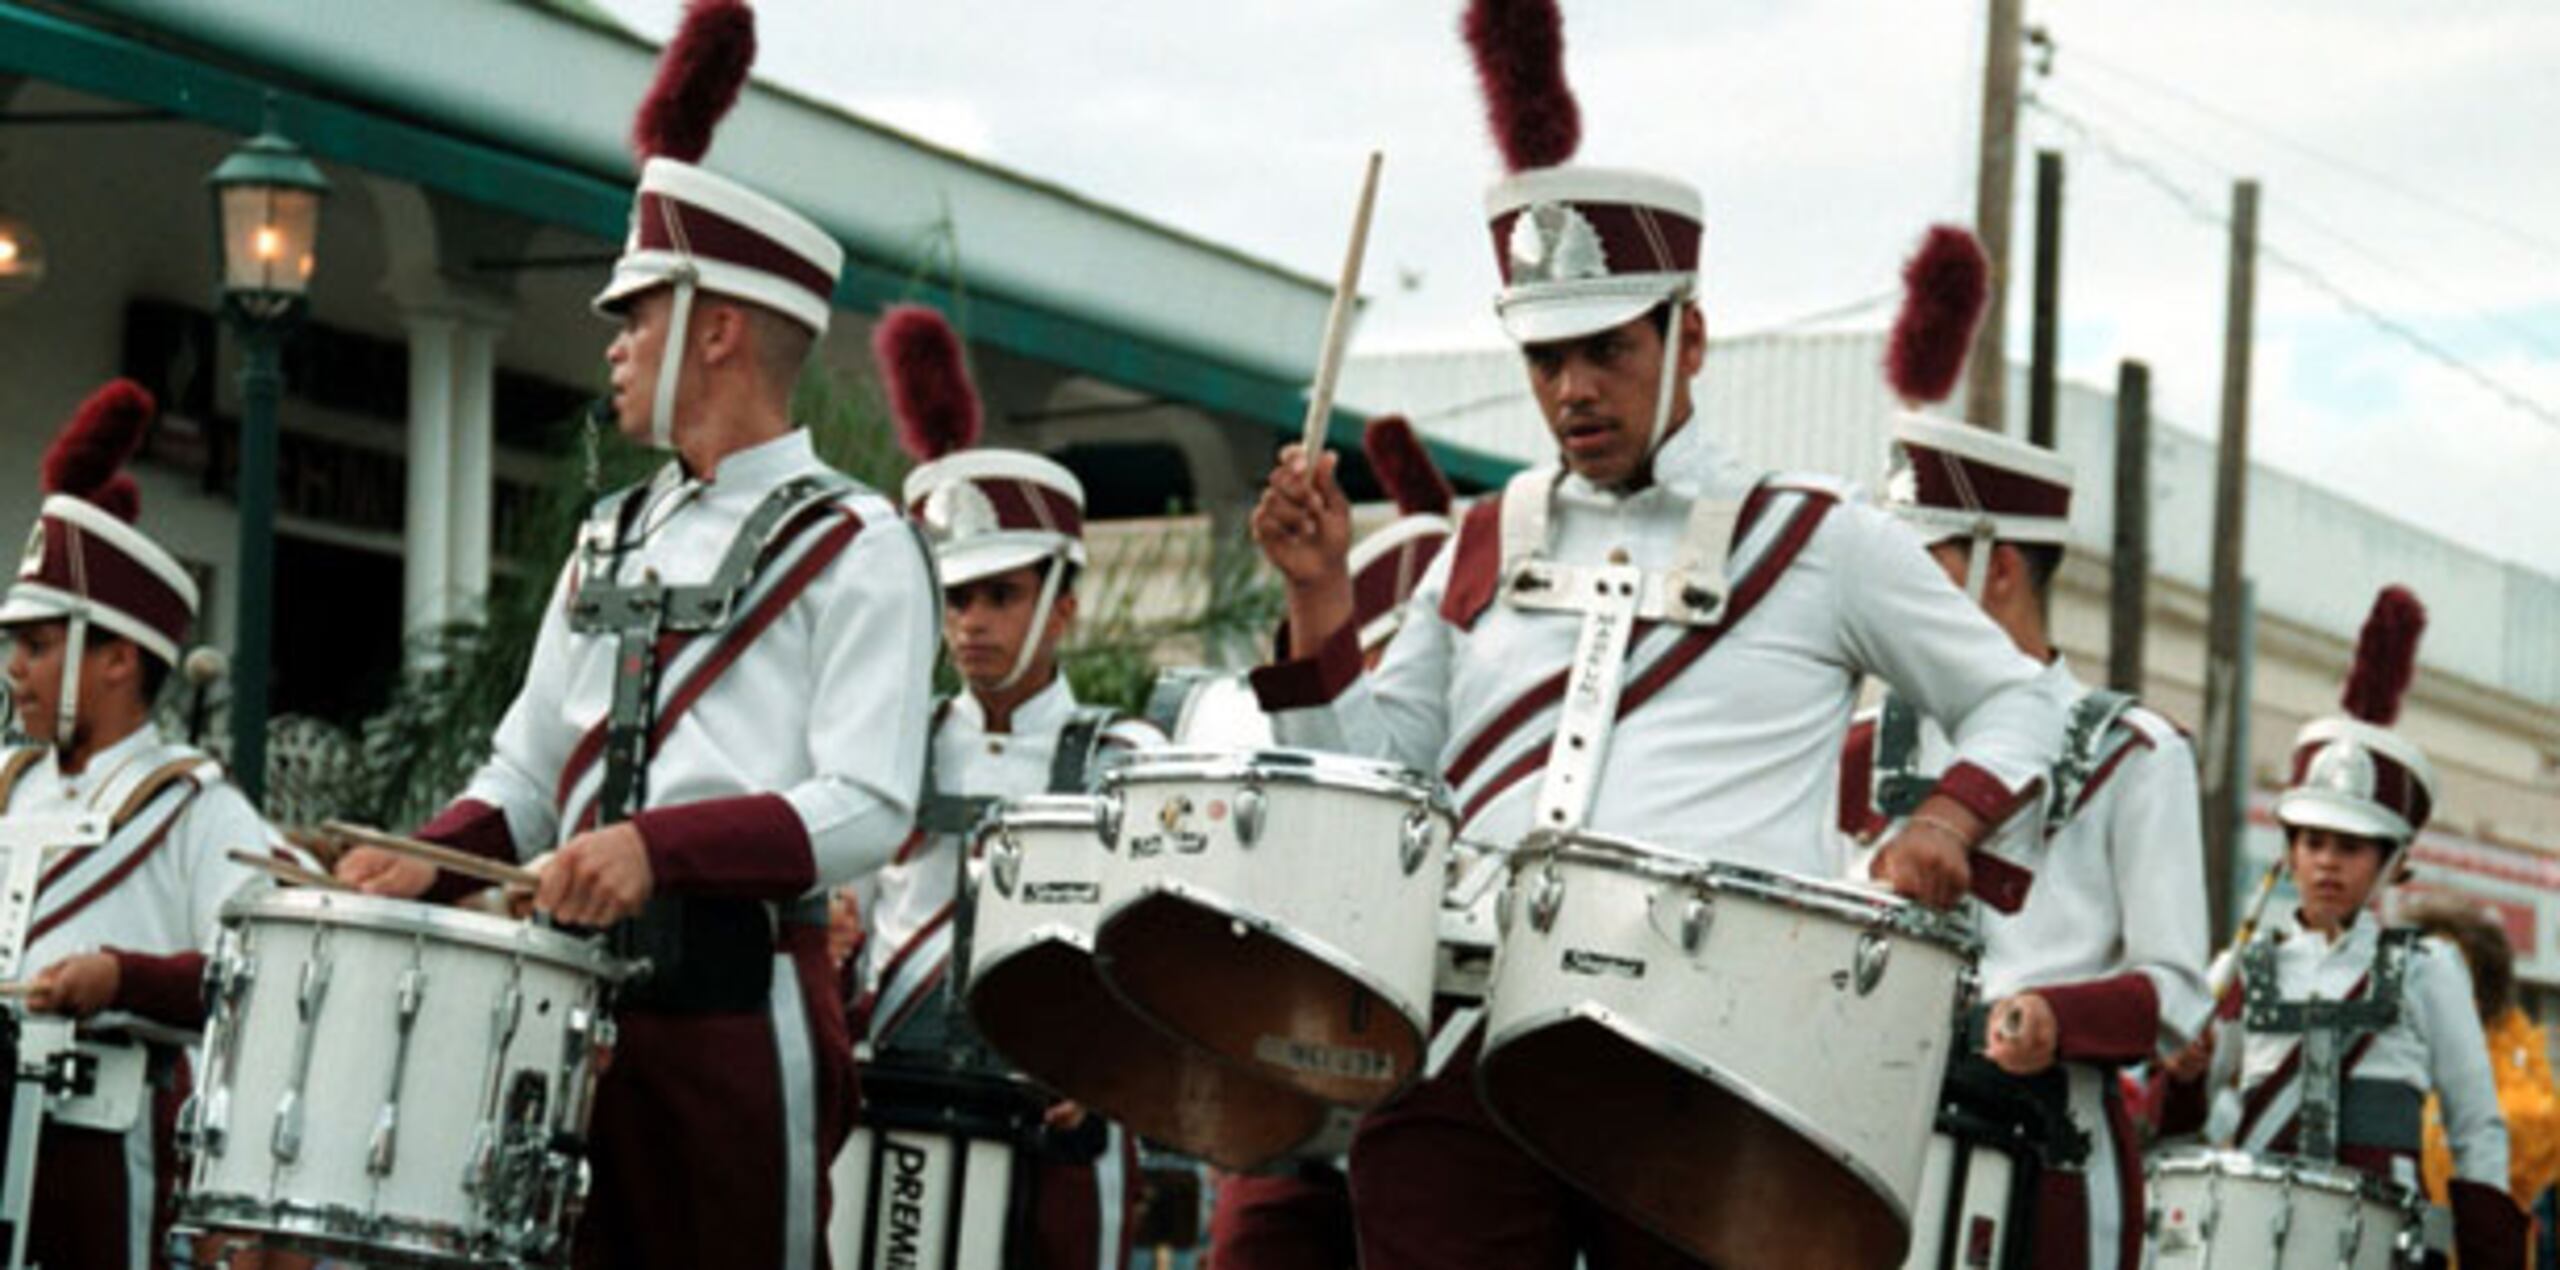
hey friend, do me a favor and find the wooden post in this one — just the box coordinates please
[2027,150,2063,449]
[2201,179,2260,946]
[1965,0,2026,433]
[2107,359,2151,696]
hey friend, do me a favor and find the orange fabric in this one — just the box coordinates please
[2424,1008,2560,1211]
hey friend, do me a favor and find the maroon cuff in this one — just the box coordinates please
[105,948,208,1029]
[2451,1177,2529,1269]
[2039,972,2162,1065]
[2155,1068,2209,1138]
[414,798,519,905]
[1248,619,1365,711]
[633,793,817,900]
[1931,764,2044,828]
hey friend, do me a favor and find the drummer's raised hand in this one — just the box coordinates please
[1251,445,1355,657]
[337,846,437,899]
[1984,993,2058,1076]
[536,823,656,927]
[25,952,118,1018]
[1870,796,1981,910]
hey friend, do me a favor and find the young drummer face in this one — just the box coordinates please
[2288,825,2390,934]
[942,563,1076,695]
[1520,305,1705,489]
[3,619,146,747]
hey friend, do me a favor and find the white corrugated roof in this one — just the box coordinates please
[1339,334,2560,708]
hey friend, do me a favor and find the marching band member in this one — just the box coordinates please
[1837,225,2211,1270]
[844,304,1152,1268]
[3,380,283,1270]
[336,4,938,1266]
[1209,414,1454,1270]
[2162,587,2527,1268]
[1245,3,2063,1263]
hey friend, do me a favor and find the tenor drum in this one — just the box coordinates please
[963,795,1331,1169]
[1476,834,1978,1270]
[179,888,621,1266]
[1091,750,1453,1109]
[2144,1149,2420,1270]
[1143,668,1274,750]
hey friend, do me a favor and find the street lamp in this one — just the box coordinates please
[208,95,327,804]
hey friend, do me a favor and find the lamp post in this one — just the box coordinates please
[208,96,327,804]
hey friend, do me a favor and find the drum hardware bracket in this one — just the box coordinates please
[1644,888,1714,954]
[1233,785,1266,848]
[1526,861,1565,934]
[1850,930,1892,996]
[989,832,1023,899]
[1397,807,1432,876]
[271,928,335,1165]
[367,959,428,1177]
[1093,795,1122,853]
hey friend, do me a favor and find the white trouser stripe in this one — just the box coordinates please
[123,1108,153,1270]
[2067,1064,2126,1270]
[769,952,817,1270]
[1094,1123,1127,1269]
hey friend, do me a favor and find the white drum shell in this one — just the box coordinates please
[1097,750,1451,1093]
[184,890,616,1264]
[1480,842,1974,1262]
[2145,1149,2417,1270]
[828,1125,1016,1270]
[967,796,1118,987]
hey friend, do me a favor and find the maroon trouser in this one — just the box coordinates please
[28,1048,184,1270]
[1208,1168,1357,1270]
[1348,1036,1708,1270]
[1032,1131,1141,1270]
[573,925,856,1270]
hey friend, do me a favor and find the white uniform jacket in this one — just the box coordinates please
[1842,660,2212,1058]
[2211,910,2510,1190]
[4,723,278,1029]
[854,676,1159,1039]
[426,429,938,903]
[1252,421,2062,880]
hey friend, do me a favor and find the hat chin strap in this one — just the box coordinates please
[1640,285,1695,461]
[648,271,699,452]
[1962,522,1996,603]
[993,551,1068,694]
[54,610,87,756]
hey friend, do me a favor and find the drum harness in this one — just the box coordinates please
[1869,685,2135,870]
[1426,469,1740,1076]
[2239,927,2418,1165]
[0,745,209,1270]
[568,469,854,1012]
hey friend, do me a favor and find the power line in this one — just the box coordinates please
[2027,95,2560,433]
[2034,78,2560,362]
[2058,44,2560,267]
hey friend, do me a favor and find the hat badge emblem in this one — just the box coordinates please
[921,479,999,547]
[1509,202,1610,286]
[2306,737,2376,800]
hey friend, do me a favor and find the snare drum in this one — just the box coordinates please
[964,795,1332,1169]
[1476,834,1978,1270]
[179,889,621,1266]
[2144,1149,2421,1269]
[1091,750,1453,1109]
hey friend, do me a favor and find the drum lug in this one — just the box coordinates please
[1094,794,1122,854]
[1679,894,1711,953]
[1495,876,1516,936]
[1851,929,1891,996]
[1234,784,1266,848]
[1643,887,1714,954]
[1398,807,1432,876]
[1527,861,1565,934]
[990,831,1023,898]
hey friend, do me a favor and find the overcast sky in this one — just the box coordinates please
[599,0,2560,576]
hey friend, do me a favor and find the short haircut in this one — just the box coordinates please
[2013,542,2062,615]
[719,298,815,393]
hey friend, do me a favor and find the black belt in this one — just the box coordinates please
[612,895,834,1014]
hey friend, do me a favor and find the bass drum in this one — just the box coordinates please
[828,1064,1047,1270]
[1898,1050,2084,1270]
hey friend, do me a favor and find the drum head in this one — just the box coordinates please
[1095,892,1423,1108]
[1479,1014,1906,1270]
[966,938,1330,1170]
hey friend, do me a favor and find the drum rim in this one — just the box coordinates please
[966,920,1096,989]
[984,795,1107,834]
[1103,747,1449,810]
[1509,832,1980,955]
[2145,1145,2419,1209]
[1479,999,1917,1254]
[177,1192,484,1264]
[1093,875,1433,1072]
[222,886,627,978]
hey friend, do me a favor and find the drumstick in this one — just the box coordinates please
[1298,150,1384,470]
[227,849,353,892]
[322,820,541,890]
[0,982,33,998]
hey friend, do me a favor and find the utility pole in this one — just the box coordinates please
[2108,359,2150,696]
[1966,0,2025,433]
[2027,150,2063,449]
[2201,179,2260,944]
